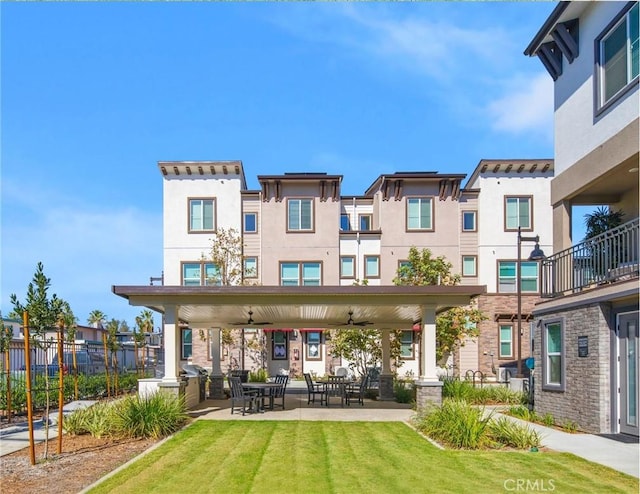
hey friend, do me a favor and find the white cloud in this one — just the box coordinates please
[1,181,162,324]
[274,4,513,83]
[485,73,553,140]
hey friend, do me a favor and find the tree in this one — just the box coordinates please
[105,318,124,393]
[9,262,69,459]
[87,309,107,329]
[583,206,624,241]
[205,227,246,285]
[134,310,154,372]
[583,207,626,279]
[0,313,14,423]
[393,246,486,364]
[328,328,403,378]
[59,301,80,399]
[393,246,461,286]
[204,227,262,367]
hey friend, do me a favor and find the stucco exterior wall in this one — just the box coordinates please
[554,1,639,175]
[476,173,553,293]
[162,174,243,284]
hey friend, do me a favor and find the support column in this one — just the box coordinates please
[379,329,394,401]
[416,305,443,410]
[158,304,185,399]
[209,327,225,399]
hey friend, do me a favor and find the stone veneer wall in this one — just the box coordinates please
[415,382,443,410]
[533,303,612,434]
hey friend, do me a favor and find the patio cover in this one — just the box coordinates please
[111,284,485,329]
[112,284,486,384]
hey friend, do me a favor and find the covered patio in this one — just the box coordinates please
[112,284,485,409]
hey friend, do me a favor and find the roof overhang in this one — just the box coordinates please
[112,285,486,329]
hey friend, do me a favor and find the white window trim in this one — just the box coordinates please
[596,3,639,110]
[504,196,532,231]
[243,212,258,233]
[287,198,314,232]
[188,198,216,233]
[406,197,433,231]
[542,319,565,391]
[498,324,514,359]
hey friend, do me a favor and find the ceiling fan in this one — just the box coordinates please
[329,310,373,327]
[231,310,272,327]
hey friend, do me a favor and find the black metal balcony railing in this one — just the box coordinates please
[540,218,639,298]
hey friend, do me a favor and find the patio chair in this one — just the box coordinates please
[229,376,259,416]
[325,375,347,407]
[304,373,326,405]
[345,374,369,406]
[268,374,289,410]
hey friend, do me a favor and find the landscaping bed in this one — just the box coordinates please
[2,433,158,494]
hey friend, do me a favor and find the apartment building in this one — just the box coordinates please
[153,158,554,389]
[525,1,639,436]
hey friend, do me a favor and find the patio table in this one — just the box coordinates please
[242,382,284,412]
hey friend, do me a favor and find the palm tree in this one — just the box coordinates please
[87,309,107,329]
[583,206,624,240]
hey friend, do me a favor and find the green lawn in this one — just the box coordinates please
[89,421,638,494]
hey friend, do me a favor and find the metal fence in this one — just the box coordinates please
[540,217,639,298]
[0,339,163,422]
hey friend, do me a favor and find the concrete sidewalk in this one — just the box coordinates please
[0,400,95,457]
[494,412,639,478]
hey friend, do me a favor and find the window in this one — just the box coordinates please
[181,328,192,359]
[189,198,215,232]
[280,262,321,286]
[272,331,288,360]
[359,214,372,231]
[288,198,313,231]
[340,256,355,279]
[400,331,414,359]
[244,257,258,278]
[340,214,351,231]
[543,321,565,390]
[462,211,477,232]
[306,331,321,360]
[499,324,513,358]
[182,262,221,286]
[598,3,639,108]
[364,255,380,278]
[498,261,539,293]
[505,196,532,231]
[243,212,257,233]
[462,256,477,277]
[406,197,433,230]
[398,260,412,270]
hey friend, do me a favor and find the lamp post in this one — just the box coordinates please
[516,226,546,378]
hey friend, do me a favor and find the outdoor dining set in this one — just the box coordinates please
[228,370,370,415]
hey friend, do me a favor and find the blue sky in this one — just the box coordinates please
[1,1,564,328]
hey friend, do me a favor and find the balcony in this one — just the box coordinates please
[540,218,639,298]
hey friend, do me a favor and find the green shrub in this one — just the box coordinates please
[415,399,494,449]
[394,381,414,404]
[488,417,541,449]
[542,413,555,427]
[248,369,268,383]
[112,392,188,439]
[63,401,114,438]
[443,379,526,405]
[442,378,474,401]
[562,420,579,433]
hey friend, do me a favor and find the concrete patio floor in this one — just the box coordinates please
[188,387,415,422]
